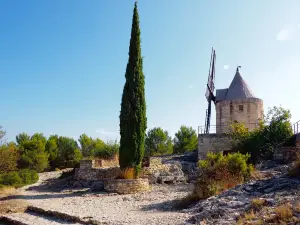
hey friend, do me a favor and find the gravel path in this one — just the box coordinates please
[14,171,194,225]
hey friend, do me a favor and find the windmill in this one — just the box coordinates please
[204,48,216,134]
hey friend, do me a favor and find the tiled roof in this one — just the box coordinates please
[216,68,255,101]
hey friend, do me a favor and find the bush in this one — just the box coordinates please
[0,172,22,187]
[230,106,293,164]
[194,152,253,199]
[18,169,38,185]
[0,143,19,173]
[0,169,38,187]
[93,140,119,159]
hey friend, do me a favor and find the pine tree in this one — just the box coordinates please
[119,2,147,170]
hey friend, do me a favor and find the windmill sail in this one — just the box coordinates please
[204,48,216,134]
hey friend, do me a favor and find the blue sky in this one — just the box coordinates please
[1,0,300,142]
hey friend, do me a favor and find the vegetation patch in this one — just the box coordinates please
[229,106,293,164]
[0,169,38,188]
[193,152,253,199]
[237,202,300,224]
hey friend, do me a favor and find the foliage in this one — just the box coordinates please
[56,136,82,168]
[17,169,39,185]
[16,133,30,146]
[45,135,59,169]
[78,133,94,157]
[17,133,49,172]
[119,2,147,170]
[230,106,293,163]
[195,152,253,199]
[173,125,198,154]
[0,172,22,187]
[93,140,119,159]
[145,127,173,156]
[0,169,38,187]
[0,143,19,173]
[0,126,6,145]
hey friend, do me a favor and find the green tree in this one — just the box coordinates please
[56,136,82,168]
[18,133,49,172]
[78,133,94,157]
[230,106,293,163]
[119,2,147,170]
[0,142,19,173]
[173,126,198,154]
[0,126,6,145]
[16,133,30,146]
[145,127,173,156]
[45,135,59,169]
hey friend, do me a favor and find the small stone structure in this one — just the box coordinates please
[143,157,186,184]
[198,133,232,159]
[75,159,121,181]
[104,178,150,194]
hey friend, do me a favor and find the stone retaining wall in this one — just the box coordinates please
[75,158,121,181]
[198,133,232,160]
[79,157,119,169]
[274,147,300,163]
[104,178,150,194]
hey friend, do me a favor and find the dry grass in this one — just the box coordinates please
[119,168,135,179]
[272,203,293,222]
[237,202,299,224]
[251,198,267,211]
[0,186,28,215]
[250,170,274,181]
[0,186,17,198]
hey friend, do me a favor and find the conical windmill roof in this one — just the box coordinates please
[216,67,255,101]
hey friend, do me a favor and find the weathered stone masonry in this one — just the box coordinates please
[75,159,121,181]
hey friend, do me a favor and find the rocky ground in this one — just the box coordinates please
[1,160,299,225]
[186,161,300,224]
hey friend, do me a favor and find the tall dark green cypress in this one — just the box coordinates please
[119,2,147,170]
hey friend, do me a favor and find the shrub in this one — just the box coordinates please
[229,106,293,164]
[0,143,19,173]
[18,169,38,185]
[93,140,119,159]
[0,170,38,187]
[194,152,253,199]
[251,198,267,211]
[0,172,22,187]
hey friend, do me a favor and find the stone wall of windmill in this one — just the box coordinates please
[216,98,264,133]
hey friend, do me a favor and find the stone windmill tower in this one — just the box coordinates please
[215,66,264,133]
[204,49,264,134]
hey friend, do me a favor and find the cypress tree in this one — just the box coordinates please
[119,2,147,170]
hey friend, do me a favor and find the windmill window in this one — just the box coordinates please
[239,105,244,111]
